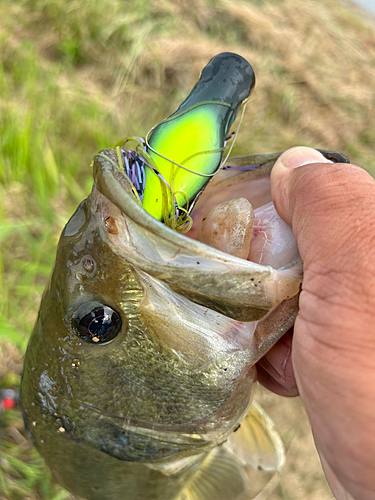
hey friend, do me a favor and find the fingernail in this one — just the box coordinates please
[280,146,333,170]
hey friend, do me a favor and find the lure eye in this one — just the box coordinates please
[71,301,122,344]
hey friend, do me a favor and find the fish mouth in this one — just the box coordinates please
[92,147,302,322]
[92,146,349,322]
[65,402,212,462]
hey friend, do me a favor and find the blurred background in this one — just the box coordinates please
[0,0,374,498]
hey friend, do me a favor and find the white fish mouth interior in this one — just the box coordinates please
[186,172,299,270]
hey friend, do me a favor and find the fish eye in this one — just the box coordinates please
[71,301,122,344]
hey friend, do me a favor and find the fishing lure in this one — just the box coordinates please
[115,53,255,232]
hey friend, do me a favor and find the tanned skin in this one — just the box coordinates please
[257,147,375,500]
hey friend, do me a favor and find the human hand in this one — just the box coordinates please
[257,147,375,500]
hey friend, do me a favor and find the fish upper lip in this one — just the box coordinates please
[92,148,241,256]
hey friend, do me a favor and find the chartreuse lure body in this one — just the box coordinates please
[141,52,255,229]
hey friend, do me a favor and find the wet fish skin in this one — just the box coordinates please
[20,180,258,498]
[20,147,348,500]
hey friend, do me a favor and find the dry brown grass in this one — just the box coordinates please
[133,0,375,170]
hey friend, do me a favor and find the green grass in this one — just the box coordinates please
[1,410,70,500]
[1,0,375,498]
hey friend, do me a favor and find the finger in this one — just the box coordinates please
[256,329,299,397]
[271,147,375,287]
[319,451,356,500]
[270,146,333,227]
[271,146,375,333]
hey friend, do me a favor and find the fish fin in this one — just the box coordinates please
[176,447,246,500]
[223,401,285,472]
[147,454,204,475]
[278,259,303,283]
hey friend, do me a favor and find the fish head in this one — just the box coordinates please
[21,146,303,472]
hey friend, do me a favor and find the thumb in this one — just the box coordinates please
[270,146,375,293]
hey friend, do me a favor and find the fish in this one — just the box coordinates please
[20,53,349,500]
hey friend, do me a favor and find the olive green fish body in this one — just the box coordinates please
[20,183,258,499]
[21,148,349,499]
[21,146,302,499]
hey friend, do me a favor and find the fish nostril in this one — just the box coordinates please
[83,257,95,272]
[104,216,118,234]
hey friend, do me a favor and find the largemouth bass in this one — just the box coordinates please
[20,53,349,500]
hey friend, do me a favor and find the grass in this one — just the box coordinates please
[0,0,374,498]
[0,411,68,500]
